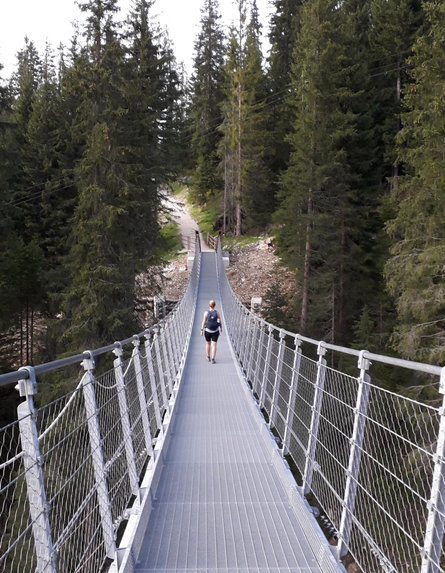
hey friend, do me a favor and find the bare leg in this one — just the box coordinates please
[206,340,211,359]
[211,341,217,360]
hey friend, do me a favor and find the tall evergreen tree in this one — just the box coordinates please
[369,0,423,194]
[220,0,248,235]
[334,0,394,350]
[385,0,445,363]
[267,0,304,177]
[242,0,272,229]
[219,0,270,235]
[189,0,226,204]
[10,39,42,240]
[275,0,357,342]
[63,0,139,348]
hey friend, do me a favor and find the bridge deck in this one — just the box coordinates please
[135,253,332,572]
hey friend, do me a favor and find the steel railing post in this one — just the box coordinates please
[240,309,251,368]
[152,326,169,413]
[131,338,154,460]
[253,320,266,400]
[302,341,327,495]
[232,301,242,356]
[80,353,116,560]
[167,319,178,392]
[158,321,174,397]
[169,310,181,371]
[282,335,302,457]
[260,325,274,411]
[113,344,140,497]
[246,316,259,383]
[237,307,247,367]
[421,367,445,573]
[143,332,163,434]
[269,329,286,430]
[16,367,56,573]
[338,350,371,559]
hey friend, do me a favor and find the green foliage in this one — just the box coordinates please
[188,0,226,204]
[158,221,183,260]
[267,0,303,177]
[261,281,297,332]
[188,193,221,236]
[385,0,445,363]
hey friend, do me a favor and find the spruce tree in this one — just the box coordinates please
[219,0,271,234]
[220,0,248,235]
[189,0,226,204]
[242,0,272,229]
[369,0,423,194]
[267,0,304,177]
[9,39,42,240]
[385,0,445,363]
[63,0,139,348]
[275,0,356,342]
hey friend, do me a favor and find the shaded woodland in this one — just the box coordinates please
[0,0,444,386]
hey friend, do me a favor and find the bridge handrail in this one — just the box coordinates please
[215,238,445,573]
[261,330,443,378]
[0,233,202,573]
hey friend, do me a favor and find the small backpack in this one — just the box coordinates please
[206,309,219,330]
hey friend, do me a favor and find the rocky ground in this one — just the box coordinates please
[154,236,297,310]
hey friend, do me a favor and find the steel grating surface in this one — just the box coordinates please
[135,253,337,573]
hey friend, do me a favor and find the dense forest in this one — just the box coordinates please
[0,0,444,387]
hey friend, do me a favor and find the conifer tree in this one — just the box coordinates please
[267,0,303,177]
[25,46,67,271]
[220,0,248,235]
[275,0,356,342]
[369,0,423,194]
[334,0,394,349]
[189,0,226,204]
[385,0,445,363]
[63,0,139,348]
[220,0,270,234]
[0,65,20,341]
[10,39,42,240]
[242,0,272,229]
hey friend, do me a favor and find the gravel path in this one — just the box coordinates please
[164,194,213,252]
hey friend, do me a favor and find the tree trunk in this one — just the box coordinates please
[236,77,242,236]
[20,311,24,364]
[392,65,401,194]
[338,214,346,343]
[300,195,312,333]
[30,307,34,365]
[26,299,30,364]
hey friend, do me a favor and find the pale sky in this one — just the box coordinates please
[0,0,272,79]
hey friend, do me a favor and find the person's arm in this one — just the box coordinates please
[201,311,207,336]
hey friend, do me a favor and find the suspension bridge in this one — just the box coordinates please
[0,234,444,573]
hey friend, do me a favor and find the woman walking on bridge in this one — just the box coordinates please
[201,300,222,363]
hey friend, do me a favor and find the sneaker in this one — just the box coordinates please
[211,358,215,364]
[206,355,211,362]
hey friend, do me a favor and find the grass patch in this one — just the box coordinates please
[168,180,188,197]
[158,221,183,260]
[188,197,220,237]
[220,235,261,253]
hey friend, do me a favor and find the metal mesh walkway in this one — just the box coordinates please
[134,252,333,572]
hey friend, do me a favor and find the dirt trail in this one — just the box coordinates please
[163,194,213,252]
[157,197,297,309]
